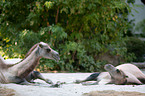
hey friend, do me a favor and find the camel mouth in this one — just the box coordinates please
[52,54,60,62]
[104,64,116,71]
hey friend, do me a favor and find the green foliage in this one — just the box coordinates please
[0,0,135,72]
[125,37,145,62]
[135,19,145,37]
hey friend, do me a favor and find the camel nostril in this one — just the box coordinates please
[56,53,60,58]
[57,54,60,60]
[56,53,59,57]
[53,53,60,61]
[105,64,110,68]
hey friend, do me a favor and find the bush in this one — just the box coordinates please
[0,0,133,72]
[126,37,145,62]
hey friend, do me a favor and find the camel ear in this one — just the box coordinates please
[39,43,43,48]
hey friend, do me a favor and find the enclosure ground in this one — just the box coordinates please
[1,73,145,96]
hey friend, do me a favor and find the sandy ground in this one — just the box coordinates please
[1,72,145,96]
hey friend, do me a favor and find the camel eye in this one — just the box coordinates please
[116,69,120,73]
[125,76,129,78]
[46,48,51,53]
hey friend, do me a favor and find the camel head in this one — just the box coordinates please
[38,42,60,62]
[104,64,128,84]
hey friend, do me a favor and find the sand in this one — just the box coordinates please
[1,73,145,96]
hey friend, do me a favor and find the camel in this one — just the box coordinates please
[0,42,60,85]
[0,56,54,84]
[75,64,145,85]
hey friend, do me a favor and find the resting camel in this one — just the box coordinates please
[0,56,53,84]
[75,64,145,85]
[0,42,60,85]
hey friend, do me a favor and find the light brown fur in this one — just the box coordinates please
[116,64,145,84]
[76,63,145,85]
[0,42,60,84]
[105,64,143,85]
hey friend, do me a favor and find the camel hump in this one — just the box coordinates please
[0,57,22,68]
[116,63,137,68]
[116,63,145,77]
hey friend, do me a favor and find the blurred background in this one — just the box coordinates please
[0,0,145,72]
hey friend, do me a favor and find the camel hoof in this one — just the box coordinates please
[45,79,53,84]
[75,80,81,84]
[50,81,62,88]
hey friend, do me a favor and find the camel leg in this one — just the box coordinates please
[82,81,99,85]
[19,79,32,85]
[32,71,53,84]
[12,77,32,85]
[75,72,100,83]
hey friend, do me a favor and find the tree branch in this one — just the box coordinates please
[55,6,59,24]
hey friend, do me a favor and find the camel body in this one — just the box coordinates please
[76,63,145,85]
[0,42,60,85]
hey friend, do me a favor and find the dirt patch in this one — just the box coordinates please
[82,90,145,96]
[0,86,16,96]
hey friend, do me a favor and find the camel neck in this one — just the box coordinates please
[9,46,41,78]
